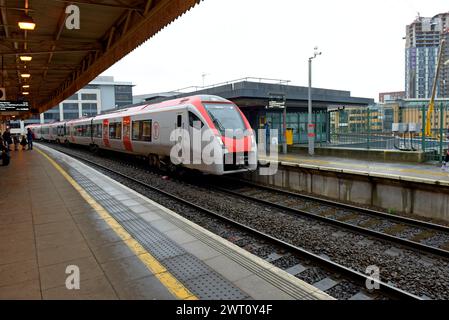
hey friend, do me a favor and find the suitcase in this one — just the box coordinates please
[1,151,10,166]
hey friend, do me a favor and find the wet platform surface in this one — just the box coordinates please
[260,153,449,185]
[0,145,331,300]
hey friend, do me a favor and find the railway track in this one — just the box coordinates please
[37,142,423,300]
[209,178,449,259]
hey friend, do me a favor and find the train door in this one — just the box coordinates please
[102,119,110,148]
[89,119,94,144]
[175,111,188,163]
[188,111,205,166]
[122,116,133,152]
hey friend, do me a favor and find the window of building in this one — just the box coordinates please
[109,122,122,139]
[63,103,79,110]
[132,120,152,142]
[44,113,60,121]
[64,112,79,120]
[82,103,97,117]
[67,94,78,101]
[81,93,97,101]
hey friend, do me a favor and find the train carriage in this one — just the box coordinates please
[27,95,257,175]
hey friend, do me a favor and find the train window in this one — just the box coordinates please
[92,124,102,138]
[189,112,204,129]
[83,125,91,137]
[177,115,182,128]
[132,120,152,142]
[109,122,122,140]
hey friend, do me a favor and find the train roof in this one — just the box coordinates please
[30,95,233,127]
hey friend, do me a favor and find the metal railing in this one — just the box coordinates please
[172,77,292,94]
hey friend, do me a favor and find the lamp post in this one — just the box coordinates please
[308,47,322,156]
[202,73,209,87]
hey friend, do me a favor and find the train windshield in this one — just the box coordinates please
[203,104,246,136]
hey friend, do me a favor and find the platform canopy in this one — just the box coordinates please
[0,0,202,120]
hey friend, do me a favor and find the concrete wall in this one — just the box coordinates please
[288,146,432,163]
[242,163,449,222]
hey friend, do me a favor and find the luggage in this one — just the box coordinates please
[1,150,10,166]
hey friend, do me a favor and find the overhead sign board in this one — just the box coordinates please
[0,101,30,112]
[268,101,285,109]
[267,93,286,109]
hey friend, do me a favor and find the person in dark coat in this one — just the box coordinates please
[2,128,12,151]
[0,137,10,166]
[26,128,33,150]
[20,135,27,150]
[13,135,19,151]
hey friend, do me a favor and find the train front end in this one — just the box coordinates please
[196,96,257,175]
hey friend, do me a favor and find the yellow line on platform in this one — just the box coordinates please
[36,148,197,300]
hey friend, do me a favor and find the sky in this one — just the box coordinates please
[101,0,449,101]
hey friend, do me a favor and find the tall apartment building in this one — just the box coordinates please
[405,12,449,99]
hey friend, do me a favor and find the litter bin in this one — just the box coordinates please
[286,128,294,145]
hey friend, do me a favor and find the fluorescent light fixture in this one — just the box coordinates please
[20,55,32,62]
[20,73,31,78]
[22,92,29,95]
[22,84,30,88]
[18,14,36,30]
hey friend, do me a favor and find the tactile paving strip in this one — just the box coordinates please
[61,164,248,300]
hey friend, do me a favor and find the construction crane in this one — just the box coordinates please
[425,37,446,136]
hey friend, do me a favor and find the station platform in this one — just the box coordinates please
[0,146,332,300]
[260,153,449,186]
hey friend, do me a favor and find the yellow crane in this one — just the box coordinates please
[425,38,446,136]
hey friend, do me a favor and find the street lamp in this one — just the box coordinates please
[202,73,209,87]
[308,47,322,156]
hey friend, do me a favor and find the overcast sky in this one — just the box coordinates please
[102,0,448,101]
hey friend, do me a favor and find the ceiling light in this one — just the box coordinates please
[18,13,36,30]
[22,92,29,95]
[22,84,30,88]
[20,55,32,62]
[21,73,31,78]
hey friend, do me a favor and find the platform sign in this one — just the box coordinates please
[267,93,286,109]
[0,101,30,112]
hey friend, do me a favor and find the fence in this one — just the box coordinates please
[328,101,449,162]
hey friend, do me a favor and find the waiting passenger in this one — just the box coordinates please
[2,128,12,151]
[20,135,27,150]
[26,128,33,150]
[0,137,10,166]
[442,150,449,172]
[13,135,19,151]
[264,121,271,152]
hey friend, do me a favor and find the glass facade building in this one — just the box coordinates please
[405,13,449,99]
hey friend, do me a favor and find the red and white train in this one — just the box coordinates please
[27,95,257,175]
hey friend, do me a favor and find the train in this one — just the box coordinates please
[27,95,258,175]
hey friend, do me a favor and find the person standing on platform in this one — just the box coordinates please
[2,128,12,151]
[20,135,27,150]
[0,137,10,166]
[442,150,449,172]
[264,121,271,153]
[13,135,19,151]
[26,128,33,151]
